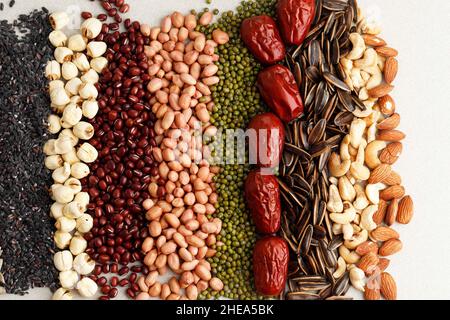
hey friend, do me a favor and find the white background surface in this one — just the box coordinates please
[1,0,450,300]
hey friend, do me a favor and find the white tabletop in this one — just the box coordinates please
[1,0,449,300]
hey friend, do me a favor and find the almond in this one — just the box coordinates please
[371,226,399,242]
[380,142,403,164]
[379,185,405,201]
[373,199,387,225]
[375,46,399,57]
[384,57,398,84]
[368,84,394,98]
[378,258,390,273]
[368,164,392,184]
[380,272,397,300]
[357,252,380,275]
[364,285,381,300]
[379,239,403,256]
[377,113,400,130]
[376,130,406,142]
[362,34,386,47]
[356,241,379,256]
[385,198,399,226]
[397,195,414,224]
[378,95,396,116]
[383,170,402,186]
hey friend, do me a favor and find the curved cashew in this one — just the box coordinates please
[350,143,371,180]
[339,177,356,202]
[377,55,386,72]
[360,70,371,82]
[329,177,339,186]
[329,152,351,177]
[358,87,369,101]
[340,135,351,161]
[354,48,377,69]
[333,257,347,279]
[332,223,343,235]
[349,118,366,148]
[354,184,369,211]
[343,224,354,240]
[360,205,378,231]
[339,246,361,264]
[362,22,382,36]
[365,65,383,90]
[340,57,353,72]
[350,68,365,89]
[366,183,385,205]
[365,140,387,169]
[330,201,357,225]
[327,184,343,213]
[345,229,369,249]
[347,33,365,60]
[367,123,377,143]
[349,265,366,292]
[353,105,373,118]
[353,214,361,226]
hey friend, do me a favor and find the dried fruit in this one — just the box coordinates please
[377,113,400,130]
[376,130,406,142]
[379,239,403,256]
[385,198,399,226]
[379,185,405,201]
[397,195,414,224]
[368,164,392,184]
[380,272,397,300]
[380,142,403,164]
[384,57,398,84]
[368,84,394,98]
[371,226,399,242]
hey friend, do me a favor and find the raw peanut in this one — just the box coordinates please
[212,29,229,45]
[199,12,213,26]
[160,283,171,300]
[186,284,198,300]
[379,239,403,256]
[397,195,414,224]
[149,282,162,297]
[194,264,212,281]
[385,198,399,226]
[209,277,224,291]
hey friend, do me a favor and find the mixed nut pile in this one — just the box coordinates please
[0,0,412,301]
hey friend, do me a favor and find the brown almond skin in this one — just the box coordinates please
[362,34,386,47]
[376,130,406,142]
[380,272,397,300]
[383,171,402,186]
[384,57,398,84]
[379,185,405,201]
[377,113,400,130]
[397,195,414,224]
[373,199,388,225]
[379,239,403,257]
[378,258,390,272]
[385,198,399,226]
[371,226,400,242]
[380,142,403,164]
[378,95,396,115]
[376,46,399,57]
[368,84,394,98]
[357,252,380,275]
[368,164,392,184]
[364,286,381,300]
[356,241,379,256]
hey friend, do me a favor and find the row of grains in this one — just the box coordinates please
[43,12,106,299]
[328,7,413,300]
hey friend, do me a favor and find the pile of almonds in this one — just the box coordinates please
[327,7,414,301]
[43,12,107,299]
[133,11,229,300]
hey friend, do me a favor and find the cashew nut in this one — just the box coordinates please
[360,205,378,231]
[362,22,382,36]
[328,152,351,177]
[350,142,370,180]
[365,183,385,205]
[360,70,371,82]
[349,265,366,292]
[354,48,377,69]
[354,184,369,211]
[353,214,361,226]
[367,122,377,143]
[350,68,365,89]
[339,246,361,264]
[339,135,351,161]
[332,223,343,235]
[349,118,366,148]
[333,257,347,279]
[330,201,356,225]
[347,33,365,60]
[377,55,386,71]
[327,184,343,213]
[339,177,356,202]
[364,65,383,90]
[340,57,353,72]
[344,229,369,250]
[365,140,387,169]
[358,87,369,101]
[329,177,339,186]
[342,224,354,240]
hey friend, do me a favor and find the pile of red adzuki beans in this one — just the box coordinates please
[80,0,155,300]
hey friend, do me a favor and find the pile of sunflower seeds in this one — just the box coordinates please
[0,8,58,295]
[0,247,4,295]
[279,0,364,300]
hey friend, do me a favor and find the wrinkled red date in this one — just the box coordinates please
[253,236,289,296]
[277,0,315,45]
[248,112,285,168]
[257,65,304,123]
[245,170,281,234]
[240,15,286,65]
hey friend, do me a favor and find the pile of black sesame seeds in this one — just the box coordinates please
[0,7,58,295]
